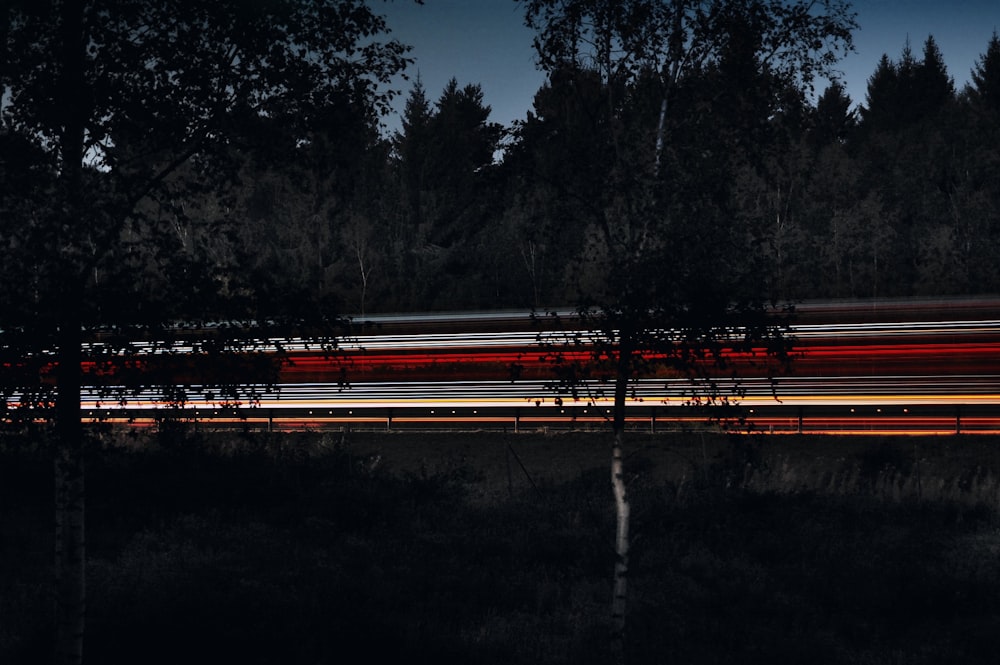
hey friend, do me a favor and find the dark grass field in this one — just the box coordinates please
[3,428,1000,664]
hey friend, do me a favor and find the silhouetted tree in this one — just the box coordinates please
[861,35,955,132]
[854,36,966,295]
[395,74,433,229]
[503,65,615,304]
[861,51,905,133]
[390,77,504,308]
[0,2,410,663]
[521,0,854,659]
[812,80,856,147]
[946,31,1000,294]
[968,30,1000,114]
[423,78,502,246]
[916,35,955,117]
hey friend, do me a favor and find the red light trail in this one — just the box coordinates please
[48,298,1000,435]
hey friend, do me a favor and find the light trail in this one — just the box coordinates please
[9,298,1000,434]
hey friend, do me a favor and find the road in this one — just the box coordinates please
[77,297,1000,435]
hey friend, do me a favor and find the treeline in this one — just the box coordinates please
[5,29,999,319]
[215,32,999,315]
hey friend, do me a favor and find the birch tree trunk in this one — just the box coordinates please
[610,424,630,657]
[609,340,633,662]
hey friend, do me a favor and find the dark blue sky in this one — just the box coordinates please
[380,0,999,131]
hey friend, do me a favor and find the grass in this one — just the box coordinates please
[2,428,1000,663]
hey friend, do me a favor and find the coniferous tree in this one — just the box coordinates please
[916,35,955,118]
[968,30,1000,114]
[946,31,1000,294]
[861,36,955,131]
[860,53,899,133]
[424,78,501,245]
[854,35,963,295]
[812,80,856,147]
[505,65,615,302]
[895,38,921,119]
[392,77,503,309]
[396,74,433,228]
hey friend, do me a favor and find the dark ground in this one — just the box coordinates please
[3,428,1000,664]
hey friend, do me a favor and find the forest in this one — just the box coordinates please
[304,30,1000,314]
[162,30,1000,316]
[2,6,999,323]
[140,30,1000,316]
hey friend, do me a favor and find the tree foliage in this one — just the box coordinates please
[18,22,986,317]
[861,36,954,132]
[1,3,411,663]
[389,75,504,308]
[968,30,1000,114]
[1,0,410,328]
[517,0,854,657]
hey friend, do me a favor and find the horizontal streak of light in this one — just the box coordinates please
[79,319,1000,355]
[276,342,1000,364]
[78,416,1000,437]
[72,393,1000,412]
[72,373,1000,396]
[314,319,1000,348]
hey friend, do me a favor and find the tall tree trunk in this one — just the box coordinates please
[610,424,630,658]
[609,339,633,662]
[54,310,85,665]
[54,2,87,662]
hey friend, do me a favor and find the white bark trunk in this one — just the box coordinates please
[609,341,632,663]
[610,426,630,654]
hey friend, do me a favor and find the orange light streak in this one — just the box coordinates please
[8,309,1000,434]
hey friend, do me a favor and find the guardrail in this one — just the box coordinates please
[78,402,1000,436]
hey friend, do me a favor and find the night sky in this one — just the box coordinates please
[379,0,1000,131]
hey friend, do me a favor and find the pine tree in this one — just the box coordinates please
[423,78,501,247]
[861,36,954,131]
[395,74,432,227]
[968,30,1000,113]
[915,35,955,118]
[861,53,899,132]
[812,80,856,147]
